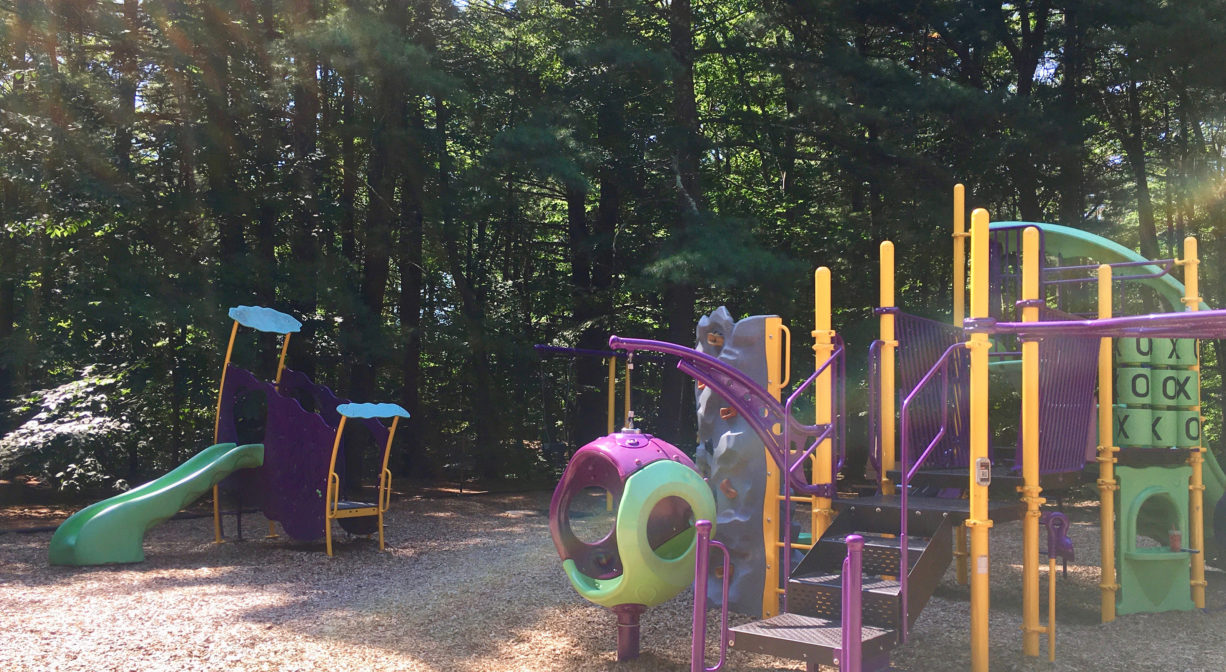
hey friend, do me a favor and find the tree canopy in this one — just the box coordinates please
[2,0,1225,488]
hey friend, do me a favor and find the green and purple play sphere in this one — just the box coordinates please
[548,431,716,609]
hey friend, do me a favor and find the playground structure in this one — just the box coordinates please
[550,184,1226,671]
[48,306,408,565]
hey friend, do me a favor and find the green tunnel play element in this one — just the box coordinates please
[49,443,264,566]
[562,459,716,609]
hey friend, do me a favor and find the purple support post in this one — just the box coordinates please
[692,520,731,672]
[841,534,865,672]
[613,603,646,662]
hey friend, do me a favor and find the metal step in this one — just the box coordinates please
[788,572,903,629]
[837,494,1026,528]
[816,532,928,576]
[728,612,895,667]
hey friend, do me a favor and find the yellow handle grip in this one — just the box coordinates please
[778,324,792,389]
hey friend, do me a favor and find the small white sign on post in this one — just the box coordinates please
[974,457,992,487]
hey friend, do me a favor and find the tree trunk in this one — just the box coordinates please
[397,104,426,476]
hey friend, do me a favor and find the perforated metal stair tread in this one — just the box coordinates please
[729,613,896,665]
[841,494,1026,522]
[791,573,903,596]
[824,533,931,552]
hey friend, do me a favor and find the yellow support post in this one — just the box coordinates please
[1021,227,1045,657]
[762,316,787,617]
[1096,264,1119,622]
[967,209,994,672]
[607,356,617,512]
[211,319,240,544]
[324,416,349,557]
[1180,237,1207,609]
[607,357,617,435]
[953,183,967,326]
[377,416,400,552]
[880,242,897,495]
[953,185,970,586]
[274,333,292,389]
[812,268,835,541]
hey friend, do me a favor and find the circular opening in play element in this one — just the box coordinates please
[567,485,616,545]
[646,495,695,560]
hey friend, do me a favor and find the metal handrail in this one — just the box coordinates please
[691,520,731,672]
[866,340,883,476]
[898,341,968,642]
[781,343,846,612]
[1043,257,1175,285]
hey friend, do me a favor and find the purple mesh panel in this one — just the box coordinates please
[894,312,971,469]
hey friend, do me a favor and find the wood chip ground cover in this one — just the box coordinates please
[0,491,1222,671]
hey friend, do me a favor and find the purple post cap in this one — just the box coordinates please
[336,402,410,420]
[228,306,302,334]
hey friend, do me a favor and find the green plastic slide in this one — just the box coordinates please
[1001,221,1226,542]
[48,443,264,566]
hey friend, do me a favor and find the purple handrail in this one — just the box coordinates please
[897,342,967,643]
[780,343,846,612]
[609,335,841,498]
[867,340,883,476]
[841,534,865,672]
[691,520,731,672]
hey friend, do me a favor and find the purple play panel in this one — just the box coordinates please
[216,365,389,541]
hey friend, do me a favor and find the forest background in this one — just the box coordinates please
[2,0,1225,490]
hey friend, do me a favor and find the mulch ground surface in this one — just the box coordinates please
[0,488,1223,671]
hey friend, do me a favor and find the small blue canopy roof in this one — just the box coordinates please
[228,306,302,334]
[336,402,410,420]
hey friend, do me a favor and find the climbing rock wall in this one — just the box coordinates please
[694,307,770,615]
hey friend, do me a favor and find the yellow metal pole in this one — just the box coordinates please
[1021,227,1045,657]
[880,241,897,495]
[325,416,348,557]
[953,183,967,326]
[812,268,835,541]
[1180,237,1207,609]
[607,356,617,512]
[274,333,292,389]
[1096,264,1118,622]
[212,319,240,544]
[607,357,616,435]
[378,416,400,552]
[762,316,785,618]
[953,184,970,586]
[967,208,994,672]
[624,356,632,429]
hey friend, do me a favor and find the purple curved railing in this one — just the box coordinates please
[897,342,967,642]
[608,335,844,498]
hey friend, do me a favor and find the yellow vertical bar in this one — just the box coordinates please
[967,208,993,672]
[953,184,969,586]
[607,357,616,435]
[880,242,897,495]
[812,268,835,542]
[762,316,785,618]
[953,183,966,326]
[325,416,348,557]
[1097,264,1118,622]
[624,356,632,428]
[274,333,292,389]
[378,416,400,551]
[1021,227,1045,657]
[1182,237,1206,609]
[213,320,241,444]
[212,319,240,544]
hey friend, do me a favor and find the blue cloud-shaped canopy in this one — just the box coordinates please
[337,403,410,420]
[228,306,302,334]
